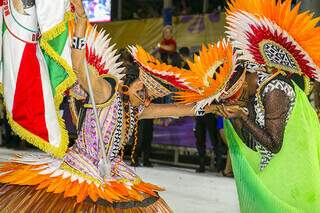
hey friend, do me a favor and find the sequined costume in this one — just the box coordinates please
[223,0,320,211]
[236,72,296,171]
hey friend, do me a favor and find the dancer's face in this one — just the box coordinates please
[128,79,150,107]
[226,72,258,104]
[245,72,258,97]
[237,72,257,102]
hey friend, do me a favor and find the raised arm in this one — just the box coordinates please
[71,0,112,104]
[139,103,219,119]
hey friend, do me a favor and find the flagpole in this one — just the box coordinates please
[83,60,110,178]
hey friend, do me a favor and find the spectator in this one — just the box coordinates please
[61,95,77,148]
[2,116,24,149]
[179,47,191,70]
[313,81,320,111]
[132,119,154,167]
[217,116,233,177]
[157,25,177,63]
[194,114,224,173]
[168,52,182,68]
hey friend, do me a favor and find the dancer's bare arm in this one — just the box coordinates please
[71,0,112,104]
[216,90,290,153]
[139,103,219,119]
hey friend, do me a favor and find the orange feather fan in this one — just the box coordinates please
[175,39,237,109]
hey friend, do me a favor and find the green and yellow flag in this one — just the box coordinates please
[1,0,76,158]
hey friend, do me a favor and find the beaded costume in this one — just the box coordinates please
[0,11,172,213]
[223,0,320,211]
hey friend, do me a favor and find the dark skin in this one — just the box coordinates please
[216,72,286,154]
[216,73,257,119]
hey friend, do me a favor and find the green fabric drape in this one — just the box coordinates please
[42,23,69,96]
[225,83,320,212]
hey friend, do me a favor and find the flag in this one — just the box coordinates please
[1,0,76,158]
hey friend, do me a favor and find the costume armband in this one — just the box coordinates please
[72,37,86,50]
[194,107,205,117]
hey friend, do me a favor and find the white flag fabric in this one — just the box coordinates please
[1,0,75,158]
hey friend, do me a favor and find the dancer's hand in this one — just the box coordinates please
[70,0,86,18]
[216,104,248,119]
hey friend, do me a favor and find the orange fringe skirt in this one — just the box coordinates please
[0,184,172,212]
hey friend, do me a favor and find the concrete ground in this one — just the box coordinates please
[0,148,239,213]
[136,166,239,213]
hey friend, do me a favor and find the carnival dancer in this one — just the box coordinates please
[171,3,320,207]
[0,0,220,211]
[212,0,320,211]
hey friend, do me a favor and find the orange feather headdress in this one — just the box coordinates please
[174,39,241,109]
[226,0,320,80]
[129,42,244,108]
[129,45,198,100]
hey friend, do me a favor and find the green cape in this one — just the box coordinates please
[225,84,320,212]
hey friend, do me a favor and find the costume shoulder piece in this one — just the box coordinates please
[175,39,241,110]
[129,45,197,99]
[226,0,320,81]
